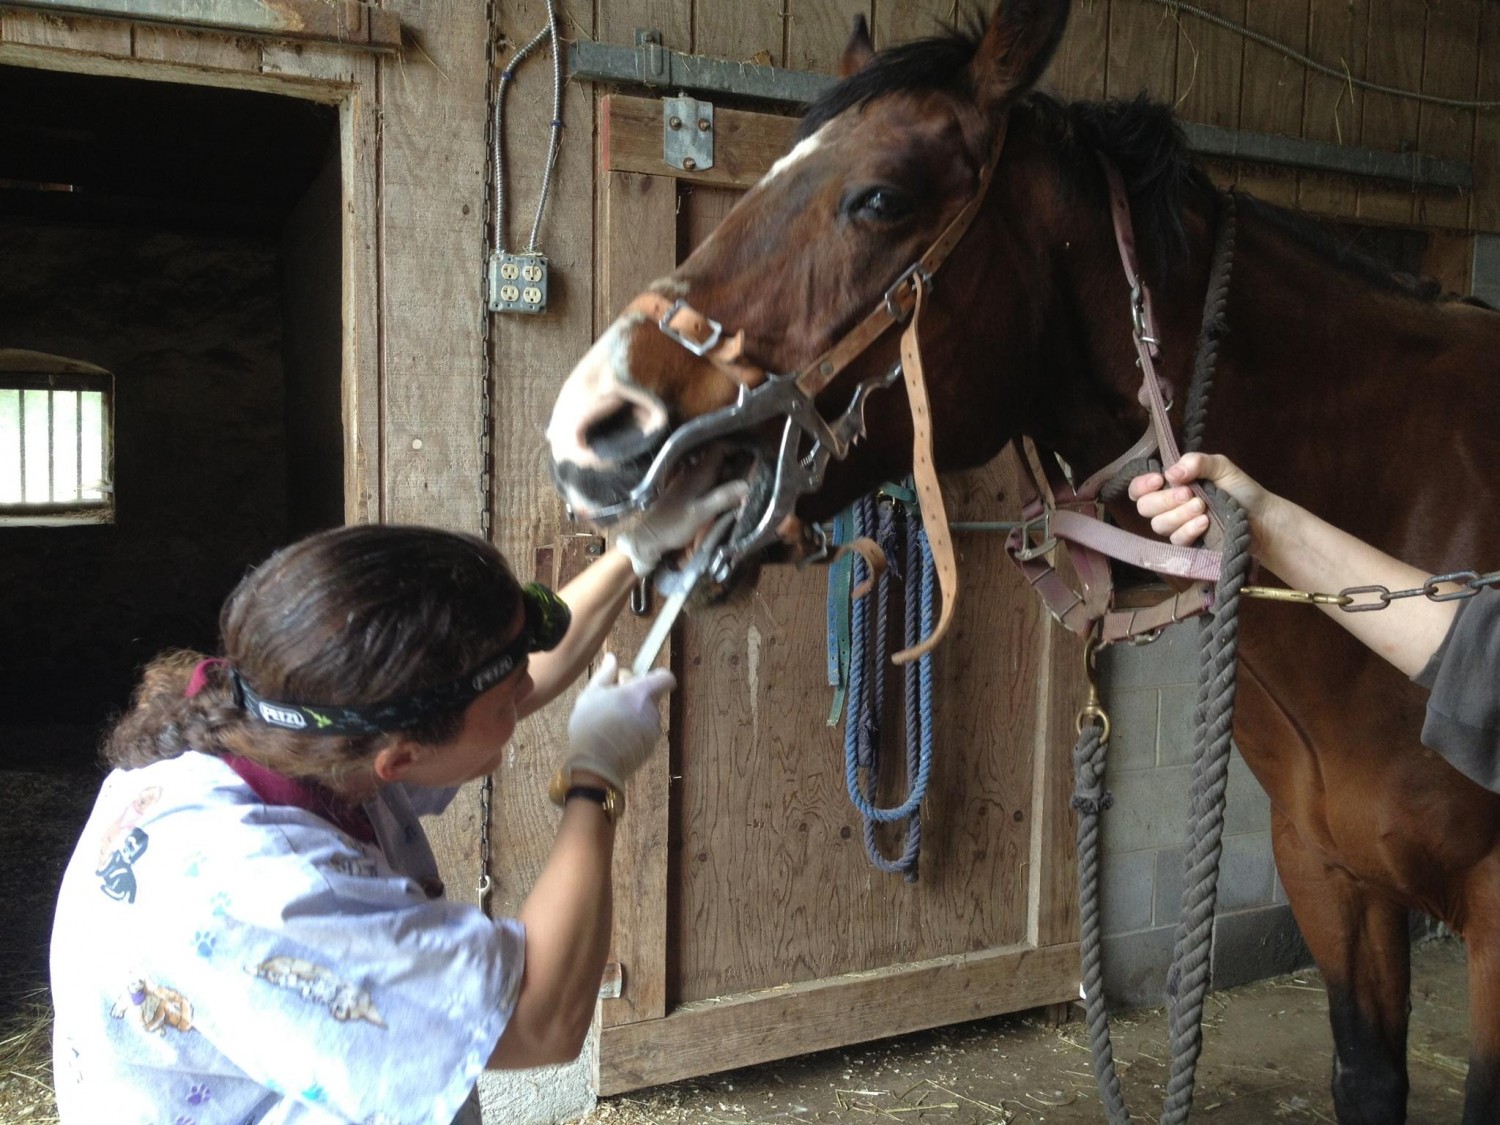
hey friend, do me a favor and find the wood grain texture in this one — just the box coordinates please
[870,0,956,51]
[596,168,679,1030]
[1105,0,1176,103]
[1298,0,1369,218]
[1047,0,1108,103]
[1414,0,1480,230]
[597,941,1081,1094]
[1356,0,1424,223]
[597,0,690,53]
[1174,0,1243,131]
[694,0,785,67]
[1235,0,1307,207]
[604,93,799,189]
[787,0,866,74]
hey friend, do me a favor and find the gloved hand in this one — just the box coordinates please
[563,653,676,791]
[616,460,750,578]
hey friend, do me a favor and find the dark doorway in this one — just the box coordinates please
[0,64,341,1014]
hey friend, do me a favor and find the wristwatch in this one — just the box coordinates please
[548,767,623,824]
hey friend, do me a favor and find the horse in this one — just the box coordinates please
[544,2,1500,1121]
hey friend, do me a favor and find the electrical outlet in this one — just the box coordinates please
[489,252,549,314]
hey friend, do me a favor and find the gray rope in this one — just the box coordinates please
[1073,188,1247,1124]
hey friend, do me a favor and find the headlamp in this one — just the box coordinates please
[232,582,572,735]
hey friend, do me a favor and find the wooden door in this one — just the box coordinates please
[594,94,1084,1096]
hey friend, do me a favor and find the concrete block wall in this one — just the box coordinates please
[1095,622,1311,1009]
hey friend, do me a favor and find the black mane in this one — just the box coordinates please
[797,24,1448,301]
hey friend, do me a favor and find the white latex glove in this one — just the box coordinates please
[563,653,676,790]
[616,463,750,578]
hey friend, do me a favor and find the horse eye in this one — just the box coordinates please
[848,187,912,223]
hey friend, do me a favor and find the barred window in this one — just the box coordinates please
[0,362,114,525]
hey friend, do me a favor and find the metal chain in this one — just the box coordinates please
[1243,569,1500,613]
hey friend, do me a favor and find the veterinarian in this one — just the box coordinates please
[1131,452,1500,791]
[49,475,745,1124]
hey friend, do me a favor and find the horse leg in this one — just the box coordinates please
[1272,811,1411,1125]
[1459,872,1500,1124]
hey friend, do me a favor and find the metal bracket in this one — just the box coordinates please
[664,96,713,173]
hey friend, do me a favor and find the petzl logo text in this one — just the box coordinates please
[258,704,307,729]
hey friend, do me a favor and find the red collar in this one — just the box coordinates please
[222,754,377,845]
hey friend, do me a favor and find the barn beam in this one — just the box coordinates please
[575,33,1472,192]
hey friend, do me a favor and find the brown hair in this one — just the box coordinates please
[104,524,524,796]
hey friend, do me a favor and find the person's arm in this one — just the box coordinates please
[522,474,749,716]
[1129,452,1457,677]
[488,658,675,1068]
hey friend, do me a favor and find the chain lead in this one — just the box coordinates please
[1242,569,1500,613]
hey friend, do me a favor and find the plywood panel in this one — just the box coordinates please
[1357,0,1424,224]
[694,0,784,66]
[1106,0,1176,103]
[1415,0,1481,230]
[1475,1,1500,232]
[340,65,382,528]
[1235,1,1307,208]
[1298,0,1369,218]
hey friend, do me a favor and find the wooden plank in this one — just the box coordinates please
[595,169,679,1030]
[1414,0,1481,231]
[1235,0,1307,208]
[694,0,784,67]
[1356,0,1424,224]
[604,93,798,189]
[1297,0,1369,219]
[2,0,400,51]
[341,66,381,526]
[597,941,1081,1094]
[870,0,955,50]
[787,0,867,74]
[1045,0,1107,103]
[261,40,363,84]
[0,7,129,53]
[131,25,261,70]
[598,0,689,54]
[1105,0,1176,103]
[1174,0,1243,130]
[1476,1,1500,232]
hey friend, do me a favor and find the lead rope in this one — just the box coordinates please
[839,490,937,879]
[1074,191,1245,1124]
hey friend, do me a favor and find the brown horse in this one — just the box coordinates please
[545,2,1500,1121]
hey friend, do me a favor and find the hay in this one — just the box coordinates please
[0,988,59,1124]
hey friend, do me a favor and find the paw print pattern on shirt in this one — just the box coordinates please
[194,931,216,958]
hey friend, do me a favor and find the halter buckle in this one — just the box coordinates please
[658,298,724,357]
[883,263,932,322]
[1014,509,1057,562]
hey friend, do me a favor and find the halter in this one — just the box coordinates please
[606,118,1011,663]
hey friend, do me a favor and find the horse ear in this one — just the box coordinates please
[971,0,1071,112]
[838,14,876,78]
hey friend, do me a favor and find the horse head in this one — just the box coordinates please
[547,0,1095,575]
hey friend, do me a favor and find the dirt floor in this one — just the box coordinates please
[577,938,1471,1125]
[3,763,1472,1124]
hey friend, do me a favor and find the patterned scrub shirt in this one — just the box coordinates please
[51,752,525,1124]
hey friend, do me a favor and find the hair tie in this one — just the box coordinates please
[185,658,229,699]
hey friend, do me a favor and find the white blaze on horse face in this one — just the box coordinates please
[763,130,824,183]
[545,314,670,478]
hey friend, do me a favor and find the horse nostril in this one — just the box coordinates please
[583,400,662,463]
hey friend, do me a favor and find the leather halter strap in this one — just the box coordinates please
[622,119,1012,664]
[1005,160,1229,644]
